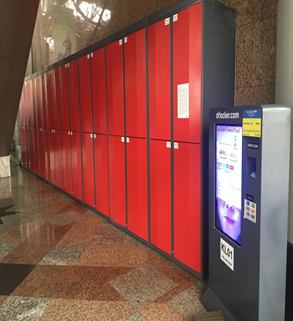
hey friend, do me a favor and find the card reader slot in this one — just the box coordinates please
[247,156,256,178]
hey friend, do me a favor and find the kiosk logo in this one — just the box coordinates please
[220,238,234,271]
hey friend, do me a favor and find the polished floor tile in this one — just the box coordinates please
[77,244,150,267]
[40,299,135,321]
[40,244,87,266]
[110,263,177,308]
[0,296,50,321]
[0,264,35,295]
[12,265,131,301]
[0,163,210,320]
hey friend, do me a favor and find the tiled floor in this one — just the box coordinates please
[0,163,213,320]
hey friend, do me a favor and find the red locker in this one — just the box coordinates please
[32,80,38,129]
[79,55,92,133]
[41,73,48,129]
[48,130,55,184]
[94,134,109,217]
[173,4,202,144]
[174,142,201,272]
[27,81,34,128]
[68,61,80,132]
[33,127,39,175]
[127,137,148,241]
[46,72,53,129]
[36,76,42,128]
[82,133,95,208]
[43,128,50,181]
[38,128,44,177]
[59,65,70,131]
[108,135,126,226]
[62,130,72,194]
[28,127,34,172]
[124,29,147,138]
[148,19,171,140]
[106,41,124,136]
[150,139,171,254]
[51,69,61,130]
[54,130,63,189]
[92,49,107,134]
[71,131,83,201]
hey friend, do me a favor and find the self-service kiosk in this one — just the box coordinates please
[202,105,291,321]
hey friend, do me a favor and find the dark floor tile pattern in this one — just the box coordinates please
[0,263,36,295]
[0,163,215,320]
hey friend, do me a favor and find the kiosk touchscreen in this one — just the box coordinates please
[202,105,291,321]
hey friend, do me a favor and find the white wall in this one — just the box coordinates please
[276,0,293,245]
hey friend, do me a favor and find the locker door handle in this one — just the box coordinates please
[174,142,179,149]
[166,142,171,149]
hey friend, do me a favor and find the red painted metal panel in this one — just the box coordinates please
[68,61,80,132]
[55,130,63,189]
[108,135,125,226]
[28,80,34,127]
[148,19,171,140]
[62,130,72,194]
[41,73,48,129]
[48,130,55,184]
[33,127,39,175]
[43,129,50,181]
[106,41,124,136]
[94,134,109,217]
[46,72,53,129]
[32,79,38,129]
[59,65,70,131]
[92,48,107,134]
[174,142,201,272]
[71,131,83,201]
[51,69,61,130]
[127,137,148,241]
[173,4,202,144]
[82,133,95,208]
[124,29,147,138]
[36,76,43,128]
[29,127,35,172]
[79,55,92,133]
[150,139,171,254]
[38,128,44,177]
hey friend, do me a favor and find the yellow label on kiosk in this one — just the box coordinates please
[242,109,261,137]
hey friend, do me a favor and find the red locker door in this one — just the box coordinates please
[36,76,42,128]
[92,49,107,135]
[71,131,83,201]
[59,65,70,131]
[55,130,63,189]
[38,128,44,177]
[68,61,80,132]
[41,73,48,129]
[43,129,50,181]
[148,19,171,141]
[48,130,55,184]
[27,81,33,128]
[127,137,148,241]
[32,79,38,129]
[173,4,202,144]
[124,29,147,138]
[51,69,61,130]
[108,135,126,226]
[94,134,109,217]
[33,127,39,175]
[82,133,95,208]
[46,71,53,129]
[150,139,171,254]
[62,130,72,194]
[174,142,201,272]
[106,41,124,136]
[79,55,92,133]
[29,127,34,172]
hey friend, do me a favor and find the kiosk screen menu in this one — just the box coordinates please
[216,125,242,245]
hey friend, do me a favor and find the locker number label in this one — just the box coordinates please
[173,14,178,22]
[119,39,123,45]
[165,18,170,25]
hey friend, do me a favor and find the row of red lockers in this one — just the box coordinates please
[19,3,203,274]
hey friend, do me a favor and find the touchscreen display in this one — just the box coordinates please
[216,125,242,245]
